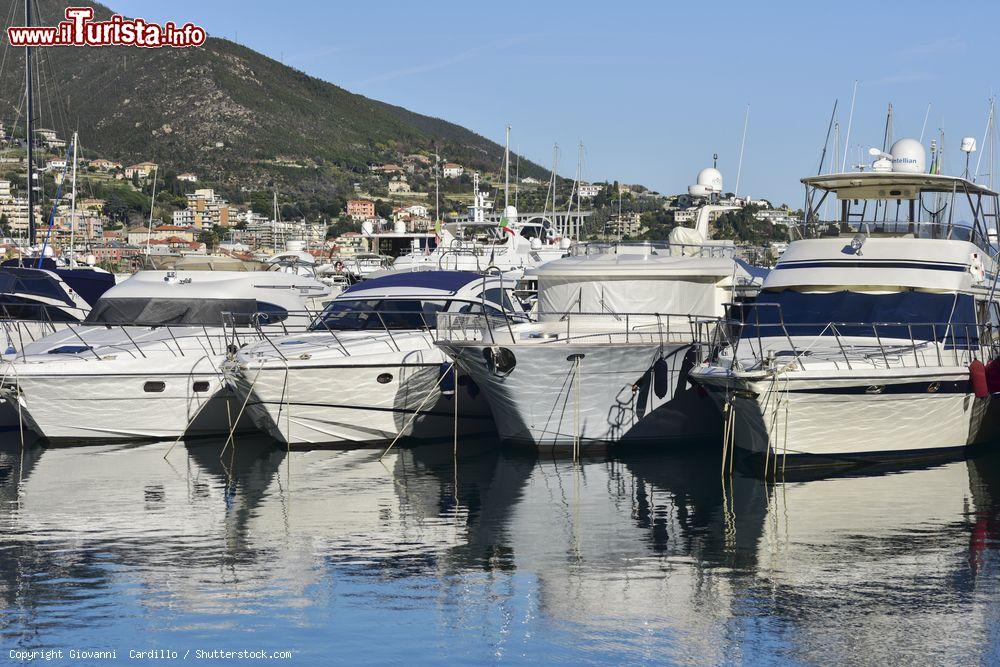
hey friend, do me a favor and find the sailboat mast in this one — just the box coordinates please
[735,103,750,197]
[503,125,511,210]
[69,132,78,266]
[144,164,158,256]
[25,0,35,245]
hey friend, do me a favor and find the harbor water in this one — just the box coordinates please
[2,437,1000,664]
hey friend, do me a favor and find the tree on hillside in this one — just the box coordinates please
[199,229,220,252]
[374,199,393,220]
[103,193,132,224]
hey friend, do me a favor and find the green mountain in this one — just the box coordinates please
[0,0,548,199]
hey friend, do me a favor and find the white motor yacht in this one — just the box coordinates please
[691,137,1000,472]
[225,270,527,447]
[0,269,328,443]
[435,234,762,449]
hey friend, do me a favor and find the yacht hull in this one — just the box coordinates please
[3,360,253,444]
[695,368,993,472]
[439,341,719,449]
[227,354,495,448]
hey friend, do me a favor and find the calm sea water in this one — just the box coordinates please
[1,436,999,665]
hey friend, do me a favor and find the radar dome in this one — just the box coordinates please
[889,138,926,174]
[393,220,406,234]
[503,205,518,222]
[361,220,375,237]
[696,167,723,193]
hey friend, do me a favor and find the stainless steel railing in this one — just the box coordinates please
[698,302,998,373]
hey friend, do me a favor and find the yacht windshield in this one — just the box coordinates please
[85,298,259,326]
[737,290,978,345]
[310,299,448,331]
[309,298,513,331]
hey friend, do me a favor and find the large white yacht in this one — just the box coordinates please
[385,176,570,276]
[691,137,1000,472]
[0,269,329,443]
[435,229,762,449]
[225,270,527,447]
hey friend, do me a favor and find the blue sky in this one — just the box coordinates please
[107,0,1000,206]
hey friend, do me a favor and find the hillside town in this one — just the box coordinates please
[0,123,800,271]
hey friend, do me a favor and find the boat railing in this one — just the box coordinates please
[436,311,719,348]
[231,308,531,362]
[0,302,92,350]
[2,309,321,362]
[571,241,773,265]
[701,301,998,372]
[791,220,992,248]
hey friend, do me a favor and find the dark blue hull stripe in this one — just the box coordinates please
[776,260,967,272]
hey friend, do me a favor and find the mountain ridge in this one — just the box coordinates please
[0,0,549,199]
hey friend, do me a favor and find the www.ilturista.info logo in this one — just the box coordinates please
[6,7,206,48]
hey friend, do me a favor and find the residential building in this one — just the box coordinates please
[124,162,158,180]
[404,154,433,167]
[347,198,376,221]
[238,218,326,251]
[90,159,121,171]
[35,128,66,149]
[442,163,464,178]
[181,189,231,229]
[578,183,602,198]
[144,224,196,244]
[673,209,697,224]
[388,179,410,194]
[0,197,40,236]
[45,158,67,172]
[52,210,104,246]
[604,212,644,238]
[394,204,429,219]
[0,179,12,200]
[521,176,542,185]
[177,172,198,183]
[754,207,801,227]
[329,231,367,257]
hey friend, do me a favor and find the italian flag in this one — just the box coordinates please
[499,217,516,236]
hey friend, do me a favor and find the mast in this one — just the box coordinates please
[514,145,520,210]
[144,164,158,256]
[503,125,511,211]
[545,143,558,235]
[69,132,78,266]
[577,141,584,238]
[25,0,35,245]
[434,147,440,225]
[735,103,750,197]
[841,80,858,172]
[881,103,894,152]
[272,190,280,249]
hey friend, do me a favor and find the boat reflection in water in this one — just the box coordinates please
[0,439,999,663]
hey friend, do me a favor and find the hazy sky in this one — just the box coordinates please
[102,0,1000,205]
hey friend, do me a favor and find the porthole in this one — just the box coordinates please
[927,382,941,393]
[193,381,210,393]
[865,385,885,395]
[143,381,166,393]
[377,373,393,384]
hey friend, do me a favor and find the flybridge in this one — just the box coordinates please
[798,138,1000,252]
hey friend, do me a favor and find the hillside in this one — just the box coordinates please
[0,0,549,200]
